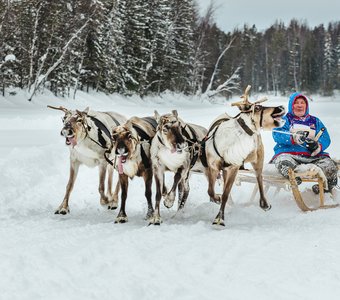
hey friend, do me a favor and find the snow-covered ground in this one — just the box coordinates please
[1,89,340,300]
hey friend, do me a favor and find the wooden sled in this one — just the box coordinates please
[235,161,340,212]
[287,168,338,211]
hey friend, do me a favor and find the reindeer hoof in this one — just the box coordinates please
[55,207,69,215]
[145,210,154,220]
[164,201,174,209]
[108,200,118,210]
[264,204,272,211]
[100,196,109,206]
[164,195,175,208]
[149,215,162,226]
[114,216,128,223]
[210,196,221,205]
[212,218,225,227]
[260,201,271,211]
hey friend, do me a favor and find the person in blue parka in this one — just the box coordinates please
[271,92,338,193]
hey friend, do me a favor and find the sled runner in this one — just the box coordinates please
[287,168,338,211]
[235,161,340,212]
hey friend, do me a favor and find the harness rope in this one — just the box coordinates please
[182,124,201,169]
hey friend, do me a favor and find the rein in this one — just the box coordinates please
[182,124,201,169]
[236,118,254,136]
[201,116,230,162]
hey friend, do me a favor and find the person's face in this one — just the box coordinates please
[293,98,307,117]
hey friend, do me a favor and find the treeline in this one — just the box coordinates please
[0,0,339,100]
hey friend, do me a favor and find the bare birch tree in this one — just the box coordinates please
[190,2,215,95]
[27,2,43,92]
[202,38,241,98]
[28,19,90,101]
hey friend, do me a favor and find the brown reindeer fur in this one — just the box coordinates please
[108,116,157,223]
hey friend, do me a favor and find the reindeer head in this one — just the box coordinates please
[47,105,89,147]
[155,110,188,154]
[231,85,285,130]
[110,124,139,162]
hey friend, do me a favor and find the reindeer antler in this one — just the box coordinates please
[231,85,252,107]
[231,85,268,108]
[254,97,268,104]
[47,105,68,112]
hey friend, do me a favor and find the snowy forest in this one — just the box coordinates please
[1,0,340,100]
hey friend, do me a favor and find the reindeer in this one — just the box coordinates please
[149,110,208,225]
[202,86,286,226]
[107,116,157,223]
[48,105,126,214]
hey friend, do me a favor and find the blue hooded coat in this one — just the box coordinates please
[271,92,331,161]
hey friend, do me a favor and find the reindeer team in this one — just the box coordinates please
[49,86,286,227]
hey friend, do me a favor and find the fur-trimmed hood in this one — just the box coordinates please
[288,92,309,116]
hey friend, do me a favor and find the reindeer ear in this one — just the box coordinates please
[83,107,89,115]
[154,110,161,122]
[125,122,133,132]
[172,110,178,118]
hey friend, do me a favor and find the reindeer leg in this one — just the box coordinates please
[178,180,184,208]
[98,163,109,206]
[162,174,167,197]
[206,167,221,204]
[251,145,271,211]
[107,165,120,210]
[55,160,79,214]
[178,171,190,210]
[108,181,120,210]
[144,168,154,220]
[150,169,164,225]
[115,174,129,223]
[106,164,113,198]
[164,167,183,208]
[213,166,238,226]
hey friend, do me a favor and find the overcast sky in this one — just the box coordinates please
[196,0,340,32]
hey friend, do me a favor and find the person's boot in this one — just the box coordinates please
[295,176,302,185]
[312,183,336,194]
[278,160,295,178]
[278,161,301,185]
[312,184,320,194]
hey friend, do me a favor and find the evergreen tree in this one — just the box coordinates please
[300,31,319,93]
[335,35,340,89]
[1,1,339,98]
[321,30,334,95]
[99,0,129,94]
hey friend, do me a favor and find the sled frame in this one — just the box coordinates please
[287,168,338,211]
[235,161,340,212]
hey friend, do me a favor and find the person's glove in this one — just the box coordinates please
[305,138,321,156]
[292,131,308,144]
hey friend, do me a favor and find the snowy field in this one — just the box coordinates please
[1,90,340,300]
